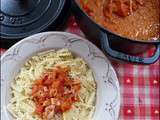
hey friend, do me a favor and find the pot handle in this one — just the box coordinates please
[100,32,160,64]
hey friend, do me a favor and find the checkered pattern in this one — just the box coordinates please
[112,58,160,120]
[1,16,159,120]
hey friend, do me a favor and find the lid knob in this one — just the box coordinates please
[1,0,39,16]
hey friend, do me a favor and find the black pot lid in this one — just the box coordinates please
[0,0,66,39]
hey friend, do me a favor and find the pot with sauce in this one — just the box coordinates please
[71,0,160,64]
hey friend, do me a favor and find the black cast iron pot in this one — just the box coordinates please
[0,0,71,48]
[71,0,160,64]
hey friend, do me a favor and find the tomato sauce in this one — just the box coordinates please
[80,0,160,41]
[31,66,81,119]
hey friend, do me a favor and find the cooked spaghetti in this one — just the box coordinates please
[7,49,96,120]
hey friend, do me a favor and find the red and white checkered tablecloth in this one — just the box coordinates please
[1,17,160,120]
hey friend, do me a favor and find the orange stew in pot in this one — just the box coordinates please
[80,0,160,41]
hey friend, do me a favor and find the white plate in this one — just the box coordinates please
[1,32,120,120]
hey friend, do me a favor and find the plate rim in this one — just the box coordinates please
[1,31,120,120]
